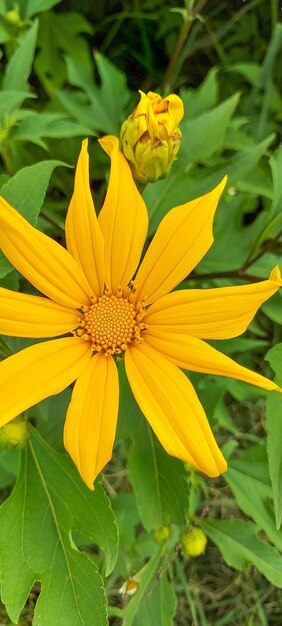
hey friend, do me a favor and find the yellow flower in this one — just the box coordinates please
[180,527,207,557]
[0,137,281,490]
[120,90,183,184]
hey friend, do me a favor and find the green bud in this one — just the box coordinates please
[154,525,171,543]
[0,415,29,450]
[5,9,21,25]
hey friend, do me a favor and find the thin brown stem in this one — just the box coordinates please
[241,226,282,272]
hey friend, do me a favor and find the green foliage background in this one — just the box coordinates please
[0,1,282,624]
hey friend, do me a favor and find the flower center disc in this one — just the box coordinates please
[76,291,146,356]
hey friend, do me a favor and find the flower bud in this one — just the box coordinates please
[120,90,184,185]
[154,525,171,544]
[0,415,29,449]
[5,9,21,25]
[180,527,207,557]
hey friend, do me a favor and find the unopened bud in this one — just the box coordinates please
[0,415,29,449]
[154,525,171,543]
[180,527,207,557]
[120,90,184,185]
[5,9,21,25]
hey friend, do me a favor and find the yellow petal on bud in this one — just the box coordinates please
[180,527,207,557]
[0,414,29,450]
[120,90,184,185]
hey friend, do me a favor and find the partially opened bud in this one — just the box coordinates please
[120,90,184,184]
[0,415,29,449]
[180,527,207,557]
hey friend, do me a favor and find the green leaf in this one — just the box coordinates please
[266,343,282,382]
[128,420,188,531]
[62,53,129,134]
[3,20,38,91]
[180,92,240,163]
[269,143,282,219]
[266,392,282,531]
[261,291,282,324]
[110,549,176,626]
[0,159,67,278]
[199,519,282,587]
[199,194,264,273]
[55,89,98,132]
[265,343,282,529]
[119,363,188,532]
[0,427,118,625]
[0,90,35,120]
[180,67,219,119]
[94,52,130,133]
[18,0,62,19]
[225,445,282,550]
[0,448,19,488]
[13,112,93,145]
[145,133,274,234]
[35,11,93,93]
[131,567,176,626]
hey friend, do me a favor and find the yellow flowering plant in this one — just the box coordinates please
[0,2,282,621]
[0,137,281,491]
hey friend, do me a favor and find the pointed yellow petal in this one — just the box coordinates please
[144,267,282,339]
[144,330,281,392]
[98,135,148,292]
[133,177,227,305]
[64,353,119,489]
[65,139,105,296]
[0,288,81,337]
[125,342,227,477]
[0,196,92,308]
[0,337,91,428]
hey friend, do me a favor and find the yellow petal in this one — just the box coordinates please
[98,135,148,292]
[0,196,92,308]
[0,288,81,337]
[165,94,184,129]
[144,330,281,392]
[65,139,105,296]
[0,337,91,428]
[133,177,227,305]
[125,342,227,477]
[144,266,282,339]
[64,353,119,489]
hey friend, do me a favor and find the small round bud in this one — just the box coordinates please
[0,415,29,450]
[120,90,184,185]
[154,525,171,543]
[180,527,207,557]
[5,9,21,25]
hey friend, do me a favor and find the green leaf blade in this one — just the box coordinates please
[0,159,68,278]
[0,428,118,625]
[3,21,38,92]
[200,519,282,587]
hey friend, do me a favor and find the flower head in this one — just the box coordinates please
[0,137,281,489]
[120,90,183,184]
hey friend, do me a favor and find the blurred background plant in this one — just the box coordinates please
[0,1,282,625]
